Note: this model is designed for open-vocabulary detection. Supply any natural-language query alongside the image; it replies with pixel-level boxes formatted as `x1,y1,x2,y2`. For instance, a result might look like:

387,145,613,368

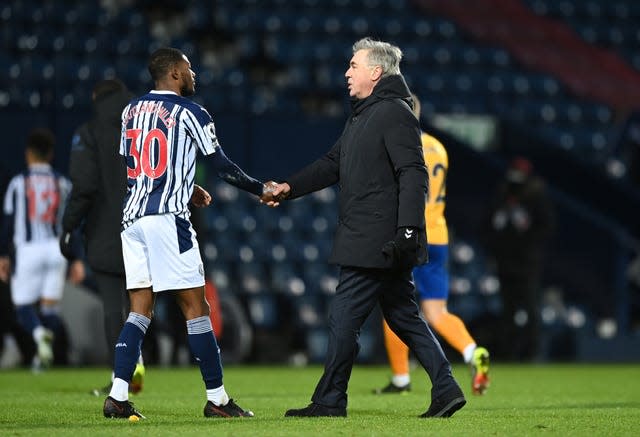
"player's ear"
170,64,181,80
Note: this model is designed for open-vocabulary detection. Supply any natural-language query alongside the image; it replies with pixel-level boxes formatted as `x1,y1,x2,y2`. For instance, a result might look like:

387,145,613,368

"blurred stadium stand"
1,0,639,363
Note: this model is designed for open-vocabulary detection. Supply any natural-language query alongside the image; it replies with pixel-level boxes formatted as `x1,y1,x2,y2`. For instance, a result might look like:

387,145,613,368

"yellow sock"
383,320,410,376
430,312,475,356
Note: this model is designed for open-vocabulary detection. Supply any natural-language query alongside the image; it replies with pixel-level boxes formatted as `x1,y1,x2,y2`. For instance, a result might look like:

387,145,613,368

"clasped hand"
260,181,291,207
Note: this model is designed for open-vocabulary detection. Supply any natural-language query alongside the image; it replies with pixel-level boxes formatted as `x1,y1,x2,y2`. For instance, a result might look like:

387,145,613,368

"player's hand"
382,226,420,271
260,181,290,207
59,231,75,260
0,256,10,283
191,184,212,207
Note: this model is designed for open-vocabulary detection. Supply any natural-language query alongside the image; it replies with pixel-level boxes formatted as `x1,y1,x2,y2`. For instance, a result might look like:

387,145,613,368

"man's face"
345,49,376,99
178,55,196,96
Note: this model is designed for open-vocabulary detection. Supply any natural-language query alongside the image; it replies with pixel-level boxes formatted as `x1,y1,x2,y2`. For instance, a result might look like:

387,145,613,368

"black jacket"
287,75,428,269
62,88,132,274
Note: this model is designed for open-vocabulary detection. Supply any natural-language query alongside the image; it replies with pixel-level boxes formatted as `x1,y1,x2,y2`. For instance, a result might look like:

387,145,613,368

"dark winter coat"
287,74,428,269
62,88,132,274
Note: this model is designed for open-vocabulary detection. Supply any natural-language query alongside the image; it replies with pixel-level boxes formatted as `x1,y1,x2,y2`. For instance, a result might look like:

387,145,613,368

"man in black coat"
59,79,146,393
268,38,465,418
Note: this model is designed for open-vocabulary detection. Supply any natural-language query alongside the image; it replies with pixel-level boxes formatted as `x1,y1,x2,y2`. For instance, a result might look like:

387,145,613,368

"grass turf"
0,363,638,436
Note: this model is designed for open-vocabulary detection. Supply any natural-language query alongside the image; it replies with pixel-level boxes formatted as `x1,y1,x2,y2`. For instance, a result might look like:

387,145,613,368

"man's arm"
383,107,428,228
283,139,341,200
62,129,99,232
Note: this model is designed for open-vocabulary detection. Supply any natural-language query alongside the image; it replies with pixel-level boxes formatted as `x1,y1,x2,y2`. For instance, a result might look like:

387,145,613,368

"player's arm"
208,147,265,196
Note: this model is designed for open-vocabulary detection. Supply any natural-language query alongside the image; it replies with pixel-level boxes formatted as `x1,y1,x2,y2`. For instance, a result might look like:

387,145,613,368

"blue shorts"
413,244,449,300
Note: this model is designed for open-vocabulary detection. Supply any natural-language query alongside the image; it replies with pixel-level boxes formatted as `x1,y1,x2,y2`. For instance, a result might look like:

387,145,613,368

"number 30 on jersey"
125,128,168,179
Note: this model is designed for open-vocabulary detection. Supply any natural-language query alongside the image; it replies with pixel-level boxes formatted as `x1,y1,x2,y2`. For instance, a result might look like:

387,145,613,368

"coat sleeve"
286,138,341,199
62,126,99,232
382,103,428,229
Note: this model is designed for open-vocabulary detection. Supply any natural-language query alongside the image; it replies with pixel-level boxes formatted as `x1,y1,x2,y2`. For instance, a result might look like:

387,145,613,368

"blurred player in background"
102,47,277,420
374,94,490,396
0,128,80,370
0,162,35,367
59,78,146,395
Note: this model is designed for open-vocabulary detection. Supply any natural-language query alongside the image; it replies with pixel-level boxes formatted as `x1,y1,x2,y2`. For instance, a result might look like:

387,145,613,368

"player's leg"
173,285,252,417
11,243,52,369
422,299,475,360
104,220,152,419
91,271,145,396
40,240,68,364
422,299,490,395
149,214,252,418
417,243,489,394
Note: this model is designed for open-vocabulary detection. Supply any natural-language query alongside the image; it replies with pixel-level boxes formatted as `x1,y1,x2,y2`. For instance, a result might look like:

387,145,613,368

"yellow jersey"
422,132,448,245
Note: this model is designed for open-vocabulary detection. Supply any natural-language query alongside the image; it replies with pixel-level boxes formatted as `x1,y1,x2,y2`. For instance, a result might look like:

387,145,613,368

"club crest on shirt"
205,122,218,144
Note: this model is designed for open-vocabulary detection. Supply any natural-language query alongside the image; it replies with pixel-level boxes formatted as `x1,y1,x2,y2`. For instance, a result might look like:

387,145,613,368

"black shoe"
284,403,347,417
420,387,466,418
373,381,411,394
103,396,146,419
204,399,254,418
90,382,112,397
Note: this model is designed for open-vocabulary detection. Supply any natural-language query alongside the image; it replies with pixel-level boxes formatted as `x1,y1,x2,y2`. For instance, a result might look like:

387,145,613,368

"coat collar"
350,74,413,116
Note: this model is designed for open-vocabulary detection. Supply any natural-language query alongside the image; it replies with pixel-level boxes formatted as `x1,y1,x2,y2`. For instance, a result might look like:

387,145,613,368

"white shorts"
11,239,67,306
121,214,205,292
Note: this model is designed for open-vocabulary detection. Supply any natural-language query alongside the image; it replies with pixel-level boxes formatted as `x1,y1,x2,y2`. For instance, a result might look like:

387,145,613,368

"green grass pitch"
0,364,638,436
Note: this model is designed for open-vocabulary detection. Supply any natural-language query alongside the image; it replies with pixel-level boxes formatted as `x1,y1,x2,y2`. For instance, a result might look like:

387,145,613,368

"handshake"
259,181,291,207
190,182,290,209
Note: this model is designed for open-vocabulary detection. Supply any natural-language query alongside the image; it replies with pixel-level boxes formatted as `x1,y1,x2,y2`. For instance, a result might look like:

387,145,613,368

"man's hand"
191,184,212,207
59,231,75,260
0,256,10,283
68,259,86,285
260,181,291,207
382,227,420,271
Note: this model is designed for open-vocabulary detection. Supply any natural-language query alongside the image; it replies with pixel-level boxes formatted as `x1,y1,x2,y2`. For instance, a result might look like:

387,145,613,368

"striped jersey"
119,90,218,227
422,132,449,245
2,163,71,248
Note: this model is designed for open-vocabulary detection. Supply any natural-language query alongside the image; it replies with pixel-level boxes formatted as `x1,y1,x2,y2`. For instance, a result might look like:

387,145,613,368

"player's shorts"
412,243,449,300
11,238,67,306
121,214,205,292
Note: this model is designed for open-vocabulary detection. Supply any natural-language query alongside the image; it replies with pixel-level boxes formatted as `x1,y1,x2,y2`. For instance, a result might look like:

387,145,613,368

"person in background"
0,162,34,367
267,38,466,419
0,128,80,370
102,47,277,420
374,94,490,396
486,157,554,361
59,78,146,395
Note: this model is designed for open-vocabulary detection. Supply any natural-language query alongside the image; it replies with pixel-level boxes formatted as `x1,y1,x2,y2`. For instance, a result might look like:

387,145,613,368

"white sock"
33,325,48,343
109,378,129,402
391,374,410,387
463,343,477,364
207,385,229,406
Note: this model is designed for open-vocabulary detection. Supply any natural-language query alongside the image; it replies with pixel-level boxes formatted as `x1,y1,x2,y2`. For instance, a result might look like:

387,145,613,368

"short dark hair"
92,78,127,100
148,47,185,82
26,128,55,160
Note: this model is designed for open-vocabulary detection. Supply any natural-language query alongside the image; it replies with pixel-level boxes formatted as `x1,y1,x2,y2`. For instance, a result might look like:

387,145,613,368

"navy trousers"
311,266,458,409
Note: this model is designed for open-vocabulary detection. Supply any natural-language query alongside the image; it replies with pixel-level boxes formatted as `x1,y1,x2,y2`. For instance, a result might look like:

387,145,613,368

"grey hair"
352,37,402,77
